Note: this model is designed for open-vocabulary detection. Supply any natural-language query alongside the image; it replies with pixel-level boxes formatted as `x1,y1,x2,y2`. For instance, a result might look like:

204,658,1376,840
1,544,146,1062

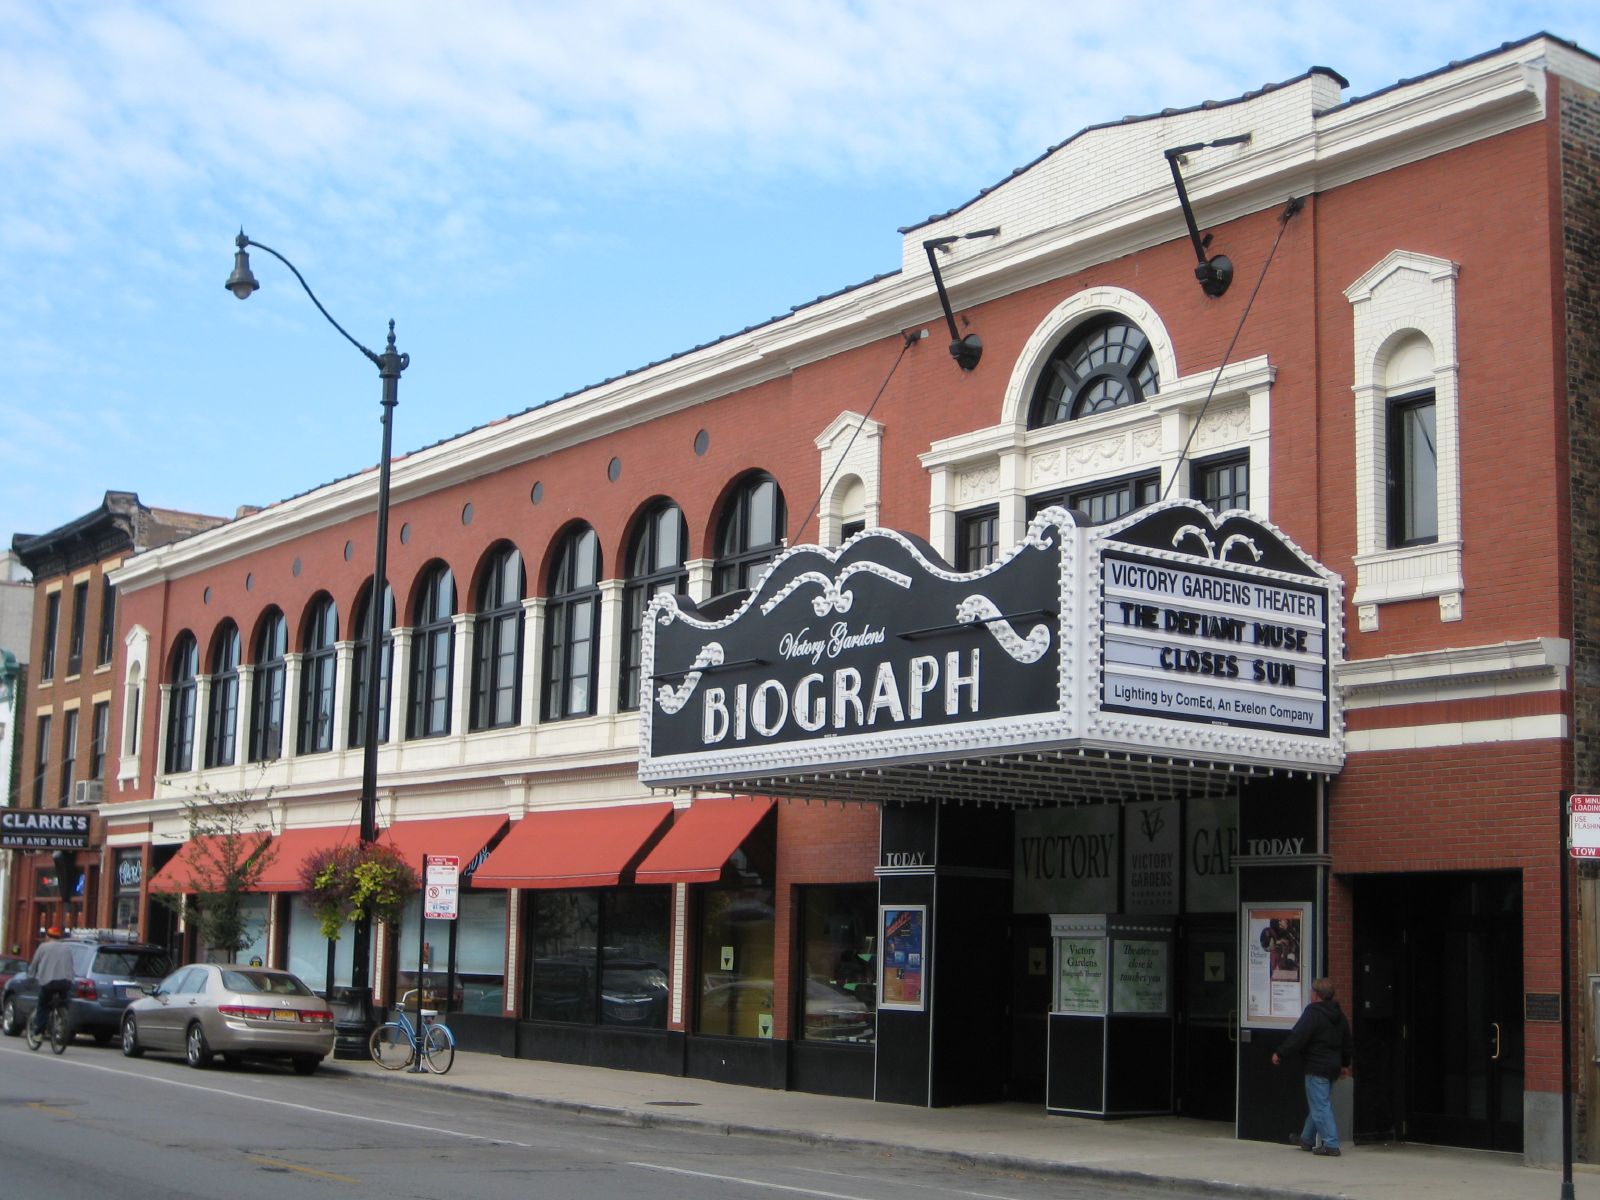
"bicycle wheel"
49,1007,69,1055
25,1008,42,1052
369,1022,413,1070
421,1023,454,1075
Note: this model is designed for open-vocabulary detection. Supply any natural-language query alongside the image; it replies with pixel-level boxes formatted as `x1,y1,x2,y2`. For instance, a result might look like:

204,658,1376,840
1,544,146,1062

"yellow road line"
26,1102,75,1118
244,1154,359,1183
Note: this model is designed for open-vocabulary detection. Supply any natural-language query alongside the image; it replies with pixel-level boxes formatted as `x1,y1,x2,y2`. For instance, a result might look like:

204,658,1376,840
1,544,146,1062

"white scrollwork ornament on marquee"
655,642,725,714
1172,524,1262,564
760,562,913,617
955,596,1052,664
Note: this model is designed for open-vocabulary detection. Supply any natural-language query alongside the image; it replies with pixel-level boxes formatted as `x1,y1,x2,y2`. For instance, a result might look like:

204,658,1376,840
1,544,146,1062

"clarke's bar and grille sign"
1,807,92,849
638,502,1343,793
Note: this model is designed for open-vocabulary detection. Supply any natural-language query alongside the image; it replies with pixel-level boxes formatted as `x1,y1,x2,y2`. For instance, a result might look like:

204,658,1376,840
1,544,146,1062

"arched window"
349,581,395,748
471,546,525,731
164,634,198,774
713,473,786,595
297,597,338,754
249,610,288,762
621,502,688,710
543,526,601,721
204,622,241,768
1028,316,1159,428
408,565,455,738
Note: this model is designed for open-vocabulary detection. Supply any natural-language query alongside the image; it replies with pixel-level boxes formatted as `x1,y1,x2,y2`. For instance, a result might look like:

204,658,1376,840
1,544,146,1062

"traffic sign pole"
1561,792,1575,1200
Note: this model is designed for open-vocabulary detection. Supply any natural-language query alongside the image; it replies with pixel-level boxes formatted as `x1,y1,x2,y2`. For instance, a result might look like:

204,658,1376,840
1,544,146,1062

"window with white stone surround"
921,286,1272,561
814,411,882,546
1344,251,1462,631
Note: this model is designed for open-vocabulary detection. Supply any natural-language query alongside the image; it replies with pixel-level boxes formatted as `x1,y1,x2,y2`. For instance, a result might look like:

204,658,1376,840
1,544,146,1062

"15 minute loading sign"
1569,794,1600,858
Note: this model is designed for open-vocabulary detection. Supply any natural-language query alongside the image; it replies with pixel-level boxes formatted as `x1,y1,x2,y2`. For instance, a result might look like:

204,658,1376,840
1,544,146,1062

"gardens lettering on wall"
639,501,1342,792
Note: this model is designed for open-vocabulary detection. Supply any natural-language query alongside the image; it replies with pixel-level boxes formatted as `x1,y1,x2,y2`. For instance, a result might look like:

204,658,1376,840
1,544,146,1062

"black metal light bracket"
922,227,1000,370
1163,136,1251,298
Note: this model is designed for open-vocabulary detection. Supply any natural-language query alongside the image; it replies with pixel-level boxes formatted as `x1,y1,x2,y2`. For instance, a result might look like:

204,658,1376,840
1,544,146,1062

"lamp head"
226,231,260,300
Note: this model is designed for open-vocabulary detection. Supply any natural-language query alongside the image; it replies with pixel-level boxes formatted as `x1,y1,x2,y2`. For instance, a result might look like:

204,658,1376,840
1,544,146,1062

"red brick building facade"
87,36,1600,1163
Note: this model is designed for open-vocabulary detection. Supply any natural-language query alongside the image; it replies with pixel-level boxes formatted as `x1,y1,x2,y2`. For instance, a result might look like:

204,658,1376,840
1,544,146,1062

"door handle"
1490,1021,1501,1061
1228,1007,1238,1044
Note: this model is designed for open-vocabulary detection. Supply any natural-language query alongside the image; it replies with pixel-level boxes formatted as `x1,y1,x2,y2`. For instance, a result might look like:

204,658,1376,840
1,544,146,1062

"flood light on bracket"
1163,135,1252,297
922,227,1000,370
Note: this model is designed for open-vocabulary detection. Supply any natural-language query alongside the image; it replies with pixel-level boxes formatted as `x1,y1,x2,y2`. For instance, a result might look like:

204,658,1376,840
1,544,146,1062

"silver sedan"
120,963,335,1074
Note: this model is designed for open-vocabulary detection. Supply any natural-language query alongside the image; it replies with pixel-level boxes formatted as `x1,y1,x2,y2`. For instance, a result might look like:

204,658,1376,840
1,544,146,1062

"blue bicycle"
369,990,454,1074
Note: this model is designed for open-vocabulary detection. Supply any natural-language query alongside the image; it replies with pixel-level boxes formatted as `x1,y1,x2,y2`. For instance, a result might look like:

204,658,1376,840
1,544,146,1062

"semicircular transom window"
1029,317,1159,427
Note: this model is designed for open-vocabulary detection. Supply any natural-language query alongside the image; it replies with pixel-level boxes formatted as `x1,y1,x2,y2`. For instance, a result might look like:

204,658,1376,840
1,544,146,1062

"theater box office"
641,501,1342,1122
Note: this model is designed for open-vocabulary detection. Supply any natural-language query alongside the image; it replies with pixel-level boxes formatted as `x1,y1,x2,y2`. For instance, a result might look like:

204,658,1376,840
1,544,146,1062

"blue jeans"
1300,1073,1340,1150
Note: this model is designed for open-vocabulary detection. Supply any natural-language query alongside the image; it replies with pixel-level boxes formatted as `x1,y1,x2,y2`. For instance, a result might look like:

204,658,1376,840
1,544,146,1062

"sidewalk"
328,1049,1600,1199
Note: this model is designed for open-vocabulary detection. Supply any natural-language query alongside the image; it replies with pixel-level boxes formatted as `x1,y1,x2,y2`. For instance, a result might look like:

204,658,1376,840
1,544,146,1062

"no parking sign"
424,854,460,919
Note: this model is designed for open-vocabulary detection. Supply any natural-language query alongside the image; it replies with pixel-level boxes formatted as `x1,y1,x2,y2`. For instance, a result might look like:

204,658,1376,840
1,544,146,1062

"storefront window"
799,885,877,1045
696,887,775,1038
234,894,269,966
286,903,355,993
113,850,143,932
525,888,670,1028
395,890,508,1015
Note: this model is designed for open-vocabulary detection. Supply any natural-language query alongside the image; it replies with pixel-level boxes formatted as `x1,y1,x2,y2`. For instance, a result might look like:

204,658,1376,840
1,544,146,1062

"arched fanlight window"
621,502,688,710
297,596,338,754
543,525,601,721
164,633,199,774
249,610,288,762
349,581,395,748
204,622,241,768
471,546,525,731
713,473,785,595
1028,316,1160,428
408,565,456,738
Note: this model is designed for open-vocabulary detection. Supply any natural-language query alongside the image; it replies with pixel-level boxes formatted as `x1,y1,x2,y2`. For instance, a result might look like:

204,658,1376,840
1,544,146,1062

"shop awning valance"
470,803,673,889
634,797,774,885
149,832,270,894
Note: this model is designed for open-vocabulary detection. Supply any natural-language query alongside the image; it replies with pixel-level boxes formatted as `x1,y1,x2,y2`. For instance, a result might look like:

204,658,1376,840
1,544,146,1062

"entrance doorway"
1178,913,1237,1120
1352,872,1523,1152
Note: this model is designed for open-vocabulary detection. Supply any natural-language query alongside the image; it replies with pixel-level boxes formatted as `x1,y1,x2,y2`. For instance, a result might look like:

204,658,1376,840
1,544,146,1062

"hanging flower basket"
299,842,419,941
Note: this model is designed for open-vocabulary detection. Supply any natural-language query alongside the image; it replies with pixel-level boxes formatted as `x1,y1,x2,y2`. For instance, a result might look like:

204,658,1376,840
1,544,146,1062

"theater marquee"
638,501,1342,793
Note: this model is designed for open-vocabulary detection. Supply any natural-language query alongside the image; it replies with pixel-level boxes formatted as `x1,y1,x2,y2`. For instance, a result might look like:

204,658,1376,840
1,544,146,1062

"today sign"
1570,795,1600,858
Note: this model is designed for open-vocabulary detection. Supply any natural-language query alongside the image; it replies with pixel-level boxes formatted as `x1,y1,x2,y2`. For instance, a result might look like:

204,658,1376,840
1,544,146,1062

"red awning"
470,803,673,889
253,825,358,893
633,797,774,885
148,833,271,894
374,814,508,873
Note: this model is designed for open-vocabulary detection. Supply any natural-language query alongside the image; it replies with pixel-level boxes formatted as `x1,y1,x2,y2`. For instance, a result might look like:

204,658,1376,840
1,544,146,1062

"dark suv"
1,931,172,1045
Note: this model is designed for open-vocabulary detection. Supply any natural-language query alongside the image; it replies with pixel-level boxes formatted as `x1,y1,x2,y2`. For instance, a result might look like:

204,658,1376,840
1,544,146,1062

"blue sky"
3,2,1597,546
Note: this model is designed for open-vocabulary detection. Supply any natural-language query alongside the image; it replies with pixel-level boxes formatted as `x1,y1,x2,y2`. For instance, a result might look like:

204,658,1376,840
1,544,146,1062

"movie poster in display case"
1243,902,1311,1027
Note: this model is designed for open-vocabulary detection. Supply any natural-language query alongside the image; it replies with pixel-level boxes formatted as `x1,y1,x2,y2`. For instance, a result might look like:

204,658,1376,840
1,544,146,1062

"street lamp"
226,230,406,1057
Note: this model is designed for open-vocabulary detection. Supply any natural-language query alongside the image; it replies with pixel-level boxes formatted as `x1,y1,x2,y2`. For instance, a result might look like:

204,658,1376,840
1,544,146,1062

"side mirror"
143,984,160,996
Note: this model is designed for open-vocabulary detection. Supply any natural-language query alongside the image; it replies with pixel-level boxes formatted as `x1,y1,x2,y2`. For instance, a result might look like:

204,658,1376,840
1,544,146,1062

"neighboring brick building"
4,493,222,956
105,35,1598,1165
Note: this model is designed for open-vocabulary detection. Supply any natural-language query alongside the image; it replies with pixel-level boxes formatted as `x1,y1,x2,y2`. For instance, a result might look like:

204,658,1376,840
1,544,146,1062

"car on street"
120,963,335,1074
1,931,172,1045
0,954,26,992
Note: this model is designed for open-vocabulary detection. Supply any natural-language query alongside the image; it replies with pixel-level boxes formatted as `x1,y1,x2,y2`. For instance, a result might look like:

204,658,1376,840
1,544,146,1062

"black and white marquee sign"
638,502,1342,790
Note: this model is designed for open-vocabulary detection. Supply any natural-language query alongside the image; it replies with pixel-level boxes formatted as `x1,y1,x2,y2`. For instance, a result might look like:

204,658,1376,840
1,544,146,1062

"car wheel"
1,996,20,1037
121,1016,144,1058
185,1022,213,1068
291,1055,320,1076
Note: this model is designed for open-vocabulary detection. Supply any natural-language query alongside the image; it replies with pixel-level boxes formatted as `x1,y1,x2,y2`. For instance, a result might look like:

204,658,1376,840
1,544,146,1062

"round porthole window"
400,523,412,545
462,502,474,526
608,457,622,482
694,429,710,456
530,482,544,505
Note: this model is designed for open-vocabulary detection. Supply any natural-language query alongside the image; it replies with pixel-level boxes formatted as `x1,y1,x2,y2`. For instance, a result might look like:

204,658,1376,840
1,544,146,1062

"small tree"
151,782,277,960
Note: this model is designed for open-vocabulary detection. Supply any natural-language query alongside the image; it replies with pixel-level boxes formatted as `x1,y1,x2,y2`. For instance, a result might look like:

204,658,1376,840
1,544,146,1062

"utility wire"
1162,196,1304,500
793,331,920,544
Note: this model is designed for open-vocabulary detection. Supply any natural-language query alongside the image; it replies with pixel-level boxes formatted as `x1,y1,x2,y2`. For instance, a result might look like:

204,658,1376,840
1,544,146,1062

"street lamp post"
226,231,406,1056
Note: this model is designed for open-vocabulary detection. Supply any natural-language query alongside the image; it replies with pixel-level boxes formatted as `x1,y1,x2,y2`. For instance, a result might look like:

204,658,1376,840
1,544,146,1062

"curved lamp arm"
226,230,381,367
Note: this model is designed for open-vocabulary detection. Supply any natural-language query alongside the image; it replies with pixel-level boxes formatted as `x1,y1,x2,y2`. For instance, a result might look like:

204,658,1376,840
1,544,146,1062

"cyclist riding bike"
28,928,76,1043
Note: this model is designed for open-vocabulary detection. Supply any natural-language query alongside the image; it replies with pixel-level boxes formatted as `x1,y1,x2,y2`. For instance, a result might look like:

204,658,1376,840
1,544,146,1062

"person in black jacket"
1272,977,1352,1156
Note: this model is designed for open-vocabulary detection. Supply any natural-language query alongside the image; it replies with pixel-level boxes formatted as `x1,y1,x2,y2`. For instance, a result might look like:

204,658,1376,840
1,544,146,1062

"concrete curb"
328,1062,1347,1200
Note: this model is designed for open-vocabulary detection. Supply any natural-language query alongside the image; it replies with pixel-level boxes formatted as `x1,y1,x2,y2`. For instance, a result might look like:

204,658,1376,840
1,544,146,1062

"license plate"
122,986,142,999
272,1010,298,1023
